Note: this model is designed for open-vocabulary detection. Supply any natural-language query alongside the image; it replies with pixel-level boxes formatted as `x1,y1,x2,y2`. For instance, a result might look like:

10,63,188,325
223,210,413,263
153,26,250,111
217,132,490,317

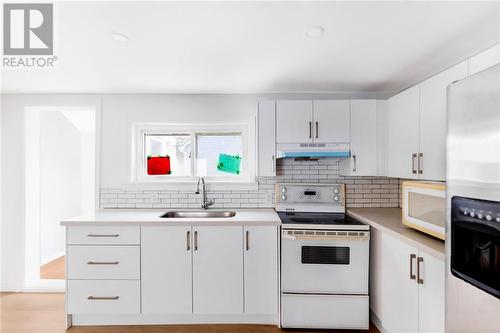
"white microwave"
402,181,446,240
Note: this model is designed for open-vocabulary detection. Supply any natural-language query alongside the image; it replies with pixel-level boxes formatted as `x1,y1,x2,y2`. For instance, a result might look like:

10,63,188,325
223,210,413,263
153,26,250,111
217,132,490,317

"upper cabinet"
468,43,500,76
312,100,350,143
257,101,276,177
387,61,467,180
388,85,421,179
340,100,378,176
276,100,313,143
276,100,350,144
419,61,468,180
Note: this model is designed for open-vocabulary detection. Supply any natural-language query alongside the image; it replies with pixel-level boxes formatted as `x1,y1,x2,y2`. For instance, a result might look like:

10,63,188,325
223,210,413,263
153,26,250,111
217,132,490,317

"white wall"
39,112,82,265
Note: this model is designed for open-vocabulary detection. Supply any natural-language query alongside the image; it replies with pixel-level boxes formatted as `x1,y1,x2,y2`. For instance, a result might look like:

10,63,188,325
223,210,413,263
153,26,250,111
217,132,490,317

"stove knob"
485,215,492,221
477,213,483,219
470,211,475,218
496,216,500,223
281,194,287,201
281,187,287,193
463,209,469,216
334,196,339,202
334,188,339,194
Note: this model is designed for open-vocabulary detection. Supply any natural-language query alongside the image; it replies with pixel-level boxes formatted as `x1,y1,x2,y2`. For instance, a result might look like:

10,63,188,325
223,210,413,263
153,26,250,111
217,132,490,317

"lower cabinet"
141,225,279,316
192,226,244,314
370,228,444,333
141,226,193,314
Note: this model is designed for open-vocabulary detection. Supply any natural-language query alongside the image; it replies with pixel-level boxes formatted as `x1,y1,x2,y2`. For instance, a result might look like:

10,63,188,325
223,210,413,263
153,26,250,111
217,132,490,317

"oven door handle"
282,234,369,241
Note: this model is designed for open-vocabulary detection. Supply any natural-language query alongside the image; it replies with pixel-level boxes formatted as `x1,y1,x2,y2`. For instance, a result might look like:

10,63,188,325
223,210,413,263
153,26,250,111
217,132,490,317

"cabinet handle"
418,153,423,174
352,154,357,172
246,230,249,251
271,155,275,172
87,296,119,300
411,153,417,174
194,231,198,251
87,234,119,238
186,230,190,251
309,121,312,138
87,261,119,265
417,257,424,284
409,254,416,280
315,121,319,139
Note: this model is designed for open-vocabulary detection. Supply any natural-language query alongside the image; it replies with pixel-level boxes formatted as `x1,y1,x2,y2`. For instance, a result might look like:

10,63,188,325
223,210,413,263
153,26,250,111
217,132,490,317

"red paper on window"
147,156,171,175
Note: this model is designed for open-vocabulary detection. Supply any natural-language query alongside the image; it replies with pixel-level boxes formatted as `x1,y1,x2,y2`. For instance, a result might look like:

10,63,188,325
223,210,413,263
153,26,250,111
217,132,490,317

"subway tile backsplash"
100,158,400,209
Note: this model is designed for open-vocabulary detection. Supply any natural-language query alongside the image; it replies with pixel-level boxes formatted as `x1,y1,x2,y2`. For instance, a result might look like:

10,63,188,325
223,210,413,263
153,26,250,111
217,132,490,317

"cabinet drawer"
67,246,140,280
67,280,140,314
282,294,369,329
67,226,140,245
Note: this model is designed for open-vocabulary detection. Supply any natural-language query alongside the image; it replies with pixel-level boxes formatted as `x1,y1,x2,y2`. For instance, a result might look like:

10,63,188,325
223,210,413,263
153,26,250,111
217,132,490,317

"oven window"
301,246,350,265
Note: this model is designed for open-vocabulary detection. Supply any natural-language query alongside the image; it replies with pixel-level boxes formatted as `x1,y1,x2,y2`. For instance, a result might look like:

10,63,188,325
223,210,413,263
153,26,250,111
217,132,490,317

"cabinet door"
388,85,420,179
244,226,278,315
193,226,243,314
420,61,467,180
340,100,377,176
468,43,500,76
257,101,276,176
418,252,445,333
276,100,313,143
313,100,350,143
141,226,192,314
379,232,419,333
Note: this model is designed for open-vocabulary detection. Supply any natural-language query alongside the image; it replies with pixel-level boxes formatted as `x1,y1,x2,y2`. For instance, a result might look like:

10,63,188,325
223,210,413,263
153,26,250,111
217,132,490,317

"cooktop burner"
278,212,366,226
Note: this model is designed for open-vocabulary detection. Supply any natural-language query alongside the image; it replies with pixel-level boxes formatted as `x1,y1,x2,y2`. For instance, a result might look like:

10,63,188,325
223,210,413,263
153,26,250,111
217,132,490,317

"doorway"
25,107,97,290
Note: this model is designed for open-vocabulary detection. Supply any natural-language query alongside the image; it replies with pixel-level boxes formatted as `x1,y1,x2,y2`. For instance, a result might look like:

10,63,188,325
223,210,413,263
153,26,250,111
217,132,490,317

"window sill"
123,180,259,192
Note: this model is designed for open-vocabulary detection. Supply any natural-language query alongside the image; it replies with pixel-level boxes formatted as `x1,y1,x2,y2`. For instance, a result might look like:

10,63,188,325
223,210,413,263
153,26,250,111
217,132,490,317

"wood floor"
0,292,380,333
40,256,65,280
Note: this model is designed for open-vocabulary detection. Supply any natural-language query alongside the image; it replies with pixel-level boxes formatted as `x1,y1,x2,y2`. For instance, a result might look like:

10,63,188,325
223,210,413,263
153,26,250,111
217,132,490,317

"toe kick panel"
281,294,369,329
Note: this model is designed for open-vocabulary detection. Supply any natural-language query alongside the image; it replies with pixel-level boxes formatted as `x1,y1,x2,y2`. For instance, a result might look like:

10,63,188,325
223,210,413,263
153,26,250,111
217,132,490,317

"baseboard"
370,309,387,333
71,314,279,326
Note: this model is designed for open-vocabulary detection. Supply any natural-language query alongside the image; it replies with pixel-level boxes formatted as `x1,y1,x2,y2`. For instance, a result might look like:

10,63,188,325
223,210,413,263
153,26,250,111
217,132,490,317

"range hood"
276,143,350,159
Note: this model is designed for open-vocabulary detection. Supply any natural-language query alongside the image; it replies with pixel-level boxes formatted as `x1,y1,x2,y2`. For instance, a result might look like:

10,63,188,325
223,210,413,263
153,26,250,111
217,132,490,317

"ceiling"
2,1,499,94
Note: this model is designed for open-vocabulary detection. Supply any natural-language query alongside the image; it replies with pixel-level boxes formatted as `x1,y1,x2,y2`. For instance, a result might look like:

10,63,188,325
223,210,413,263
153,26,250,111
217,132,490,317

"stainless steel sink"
160,211,236,218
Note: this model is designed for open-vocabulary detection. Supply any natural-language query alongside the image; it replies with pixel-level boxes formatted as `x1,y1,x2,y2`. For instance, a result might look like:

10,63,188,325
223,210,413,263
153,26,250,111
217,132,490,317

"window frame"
132,123,250,184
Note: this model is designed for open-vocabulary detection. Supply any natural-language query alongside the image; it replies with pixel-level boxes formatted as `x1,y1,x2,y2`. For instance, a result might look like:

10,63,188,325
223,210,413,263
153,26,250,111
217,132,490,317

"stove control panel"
275,183,345,212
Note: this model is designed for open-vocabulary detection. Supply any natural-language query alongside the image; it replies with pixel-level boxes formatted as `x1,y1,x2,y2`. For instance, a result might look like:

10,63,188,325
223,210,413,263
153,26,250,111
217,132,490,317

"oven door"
281,229,369,294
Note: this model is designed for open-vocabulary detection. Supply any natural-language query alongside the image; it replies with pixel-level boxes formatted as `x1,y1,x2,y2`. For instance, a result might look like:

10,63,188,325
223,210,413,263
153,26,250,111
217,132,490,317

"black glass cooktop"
278,212,365,225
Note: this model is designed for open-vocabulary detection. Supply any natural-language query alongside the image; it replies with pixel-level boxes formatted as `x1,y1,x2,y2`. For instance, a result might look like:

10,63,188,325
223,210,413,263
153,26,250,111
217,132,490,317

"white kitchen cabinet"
340,100,377,176
141,226,193,314
418,252,445,333
468,43,500,76
419,61,467,180
312,100,350,143
243,226,278,315
370,230,445,333
257,101,276,176
276,100,313,143
388,85,420,179
377,231,419,333
193,226,244,314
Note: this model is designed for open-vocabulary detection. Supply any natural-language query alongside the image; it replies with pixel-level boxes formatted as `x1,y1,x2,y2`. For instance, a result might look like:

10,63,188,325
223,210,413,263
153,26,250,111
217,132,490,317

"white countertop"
347,207,445,261
61,208,281,227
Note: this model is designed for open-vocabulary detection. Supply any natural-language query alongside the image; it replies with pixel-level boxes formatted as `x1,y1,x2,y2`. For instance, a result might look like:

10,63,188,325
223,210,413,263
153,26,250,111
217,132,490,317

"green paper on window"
217,154,241,174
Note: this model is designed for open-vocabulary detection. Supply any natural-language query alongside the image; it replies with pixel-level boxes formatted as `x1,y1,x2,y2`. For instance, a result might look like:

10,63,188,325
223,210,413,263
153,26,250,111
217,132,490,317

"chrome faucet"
196,177,213,210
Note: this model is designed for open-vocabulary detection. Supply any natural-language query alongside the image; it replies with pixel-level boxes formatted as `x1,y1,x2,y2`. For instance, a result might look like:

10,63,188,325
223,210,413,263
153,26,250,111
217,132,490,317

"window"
134,124,248,183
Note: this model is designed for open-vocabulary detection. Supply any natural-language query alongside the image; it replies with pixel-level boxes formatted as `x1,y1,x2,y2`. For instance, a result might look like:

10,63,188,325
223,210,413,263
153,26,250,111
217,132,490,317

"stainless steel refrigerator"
446,64,500,332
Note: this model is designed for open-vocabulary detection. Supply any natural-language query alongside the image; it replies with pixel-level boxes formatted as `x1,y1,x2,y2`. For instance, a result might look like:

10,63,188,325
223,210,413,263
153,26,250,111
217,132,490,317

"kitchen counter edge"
60,208,281,227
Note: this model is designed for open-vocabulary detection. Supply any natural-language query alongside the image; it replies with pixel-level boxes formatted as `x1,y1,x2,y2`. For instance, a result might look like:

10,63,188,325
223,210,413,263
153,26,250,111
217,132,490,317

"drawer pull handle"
409,254,416,280
87,296,119,300
86,234,119,238
87,261,119,265
417,256,424,284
